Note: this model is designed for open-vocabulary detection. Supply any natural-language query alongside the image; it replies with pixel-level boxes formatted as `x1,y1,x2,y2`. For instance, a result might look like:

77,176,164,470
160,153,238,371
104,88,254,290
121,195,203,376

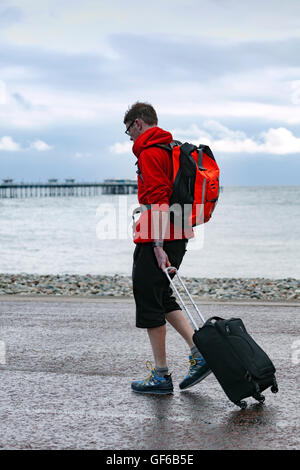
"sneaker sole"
131,388,174,395
179,369,213,391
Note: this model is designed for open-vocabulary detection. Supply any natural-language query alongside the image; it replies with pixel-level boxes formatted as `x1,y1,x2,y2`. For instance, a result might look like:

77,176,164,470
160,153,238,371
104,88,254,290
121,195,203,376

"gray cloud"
0,6,23,26
2,31,300,94
0,44,113,88
12,92,32,110
110,33,300,81
1,1,299,184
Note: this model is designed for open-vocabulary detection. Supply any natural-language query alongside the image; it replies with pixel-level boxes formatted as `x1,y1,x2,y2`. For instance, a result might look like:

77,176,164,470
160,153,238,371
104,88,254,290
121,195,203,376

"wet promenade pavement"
0,296,299,450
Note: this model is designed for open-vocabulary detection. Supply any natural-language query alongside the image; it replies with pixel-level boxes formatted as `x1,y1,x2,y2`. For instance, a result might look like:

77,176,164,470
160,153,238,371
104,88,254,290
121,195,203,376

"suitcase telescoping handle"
164,267,206,330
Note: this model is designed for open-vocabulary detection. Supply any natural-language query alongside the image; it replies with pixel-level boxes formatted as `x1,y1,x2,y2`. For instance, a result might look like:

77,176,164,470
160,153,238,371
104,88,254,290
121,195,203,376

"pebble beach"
0,273,299,301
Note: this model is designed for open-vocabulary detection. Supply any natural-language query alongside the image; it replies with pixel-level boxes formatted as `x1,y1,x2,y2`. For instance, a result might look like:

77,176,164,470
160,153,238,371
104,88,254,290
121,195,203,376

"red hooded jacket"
132,126,194,243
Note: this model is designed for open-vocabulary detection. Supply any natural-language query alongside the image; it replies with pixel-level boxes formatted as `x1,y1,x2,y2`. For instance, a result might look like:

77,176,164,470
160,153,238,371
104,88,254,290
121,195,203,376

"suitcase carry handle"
164,267,206,329
205,316,224,325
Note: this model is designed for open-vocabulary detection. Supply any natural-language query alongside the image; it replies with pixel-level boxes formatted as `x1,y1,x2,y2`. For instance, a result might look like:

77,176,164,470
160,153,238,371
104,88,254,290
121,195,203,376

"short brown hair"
123,101,158,125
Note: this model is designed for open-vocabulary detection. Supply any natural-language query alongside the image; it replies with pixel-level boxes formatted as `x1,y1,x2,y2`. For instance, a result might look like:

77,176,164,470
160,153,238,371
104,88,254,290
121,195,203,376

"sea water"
0,186,299,278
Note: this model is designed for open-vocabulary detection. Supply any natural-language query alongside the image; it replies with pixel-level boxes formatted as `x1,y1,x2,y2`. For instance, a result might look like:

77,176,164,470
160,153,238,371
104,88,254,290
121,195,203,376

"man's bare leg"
147,311,198,366
166,309,212,389
165,309,195,348
147,324,167,368
131,323,173,394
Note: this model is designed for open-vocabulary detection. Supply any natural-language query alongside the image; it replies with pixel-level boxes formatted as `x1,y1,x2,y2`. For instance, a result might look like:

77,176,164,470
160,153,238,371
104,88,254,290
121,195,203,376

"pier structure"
0,179,138,198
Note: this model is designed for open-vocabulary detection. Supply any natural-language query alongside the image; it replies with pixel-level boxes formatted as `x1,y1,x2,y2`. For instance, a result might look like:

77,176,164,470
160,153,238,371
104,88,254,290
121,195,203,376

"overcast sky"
1,0,300,185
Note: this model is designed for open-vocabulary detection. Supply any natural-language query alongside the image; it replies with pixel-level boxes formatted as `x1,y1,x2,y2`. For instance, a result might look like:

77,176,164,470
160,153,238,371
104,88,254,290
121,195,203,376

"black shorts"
132,239,188,328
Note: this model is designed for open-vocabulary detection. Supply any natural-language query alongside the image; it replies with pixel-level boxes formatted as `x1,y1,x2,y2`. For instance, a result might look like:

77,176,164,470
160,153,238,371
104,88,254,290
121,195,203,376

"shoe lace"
188,357,197,375
141,360,155,384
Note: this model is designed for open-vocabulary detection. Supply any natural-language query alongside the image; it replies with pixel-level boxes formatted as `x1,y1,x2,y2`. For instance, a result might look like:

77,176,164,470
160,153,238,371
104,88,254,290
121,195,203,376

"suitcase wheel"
253,392,265,404
236,400,247,409
257,394,265,404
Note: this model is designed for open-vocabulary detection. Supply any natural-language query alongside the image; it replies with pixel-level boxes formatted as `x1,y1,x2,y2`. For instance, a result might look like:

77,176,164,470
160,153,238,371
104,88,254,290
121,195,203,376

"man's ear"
135,118,143,131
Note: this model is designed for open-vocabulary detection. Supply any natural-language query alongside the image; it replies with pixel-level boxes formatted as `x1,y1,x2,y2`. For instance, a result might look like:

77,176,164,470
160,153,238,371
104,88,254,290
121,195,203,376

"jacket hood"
132,126,173,158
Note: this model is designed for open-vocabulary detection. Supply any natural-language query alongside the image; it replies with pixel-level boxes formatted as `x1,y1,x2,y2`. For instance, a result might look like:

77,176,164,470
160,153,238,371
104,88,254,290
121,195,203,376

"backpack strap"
198,144,215,161
197,148,207,171
150,140,182,152
135,160,143,182
135,140,182,183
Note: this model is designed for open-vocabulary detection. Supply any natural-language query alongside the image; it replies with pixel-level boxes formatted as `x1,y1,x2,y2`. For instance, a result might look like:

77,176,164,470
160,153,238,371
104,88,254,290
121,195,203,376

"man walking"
124,102,211,394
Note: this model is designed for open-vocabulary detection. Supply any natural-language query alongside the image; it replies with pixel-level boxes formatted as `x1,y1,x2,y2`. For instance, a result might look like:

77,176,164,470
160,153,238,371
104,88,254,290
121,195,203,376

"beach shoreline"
0,273,299,301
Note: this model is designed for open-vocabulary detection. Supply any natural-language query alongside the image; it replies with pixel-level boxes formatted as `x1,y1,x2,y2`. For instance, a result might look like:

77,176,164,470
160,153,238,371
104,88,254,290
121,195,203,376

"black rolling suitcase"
164,267,279,409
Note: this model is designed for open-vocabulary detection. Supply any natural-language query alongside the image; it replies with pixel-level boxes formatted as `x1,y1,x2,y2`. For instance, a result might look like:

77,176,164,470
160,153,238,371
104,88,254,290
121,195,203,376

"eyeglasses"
125,120,136,135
